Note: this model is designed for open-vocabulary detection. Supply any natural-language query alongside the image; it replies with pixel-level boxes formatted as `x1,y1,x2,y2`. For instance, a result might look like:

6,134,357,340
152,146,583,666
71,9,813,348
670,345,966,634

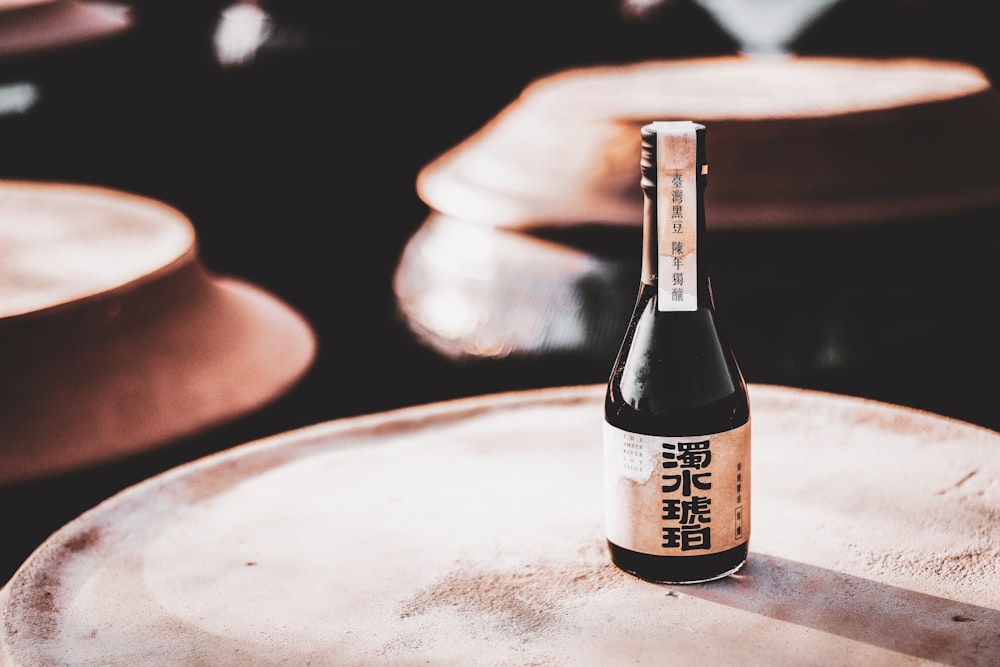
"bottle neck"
639,122,711,311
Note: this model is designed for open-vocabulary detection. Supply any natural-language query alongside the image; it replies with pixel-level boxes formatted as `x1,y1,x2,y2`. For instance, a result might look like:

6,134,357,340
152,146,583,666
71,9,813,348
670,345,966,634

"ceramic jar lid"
417,55,1000,230
0,180,317,485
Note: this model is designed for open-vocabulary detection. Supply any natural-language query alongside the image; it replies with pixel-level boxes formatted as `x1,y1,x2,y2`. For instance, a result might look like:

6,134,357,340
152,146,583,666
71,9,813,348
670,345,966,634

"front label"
603,421,750,556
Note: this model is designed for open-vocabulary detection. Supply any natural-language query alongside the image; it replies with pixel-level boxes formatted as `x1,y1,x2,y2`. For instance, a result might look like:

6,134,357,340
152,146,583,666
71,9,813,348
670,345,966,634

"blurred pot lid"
417,54,1000,230
0,0,131,58
0,180,317,485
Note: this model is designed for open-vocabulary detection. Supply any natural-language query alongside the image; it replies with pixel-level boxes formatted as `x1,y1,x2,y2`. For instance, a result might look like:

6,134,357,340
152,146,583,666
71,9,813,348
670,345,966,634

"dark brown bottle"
604,121,750,584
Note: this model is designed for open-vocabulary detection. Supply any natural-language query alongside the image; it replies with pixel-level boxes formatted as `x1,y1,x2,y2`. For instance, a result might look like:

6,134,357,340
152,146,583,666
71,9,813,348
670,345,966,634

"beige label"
653,121,702,312
604,420,750,556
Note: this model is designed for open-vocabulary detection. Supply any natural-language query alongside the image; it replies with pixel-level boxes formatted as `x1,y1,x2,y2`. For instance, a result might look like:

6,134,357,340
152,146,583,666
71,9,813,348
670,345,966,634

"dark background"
2,0,999,580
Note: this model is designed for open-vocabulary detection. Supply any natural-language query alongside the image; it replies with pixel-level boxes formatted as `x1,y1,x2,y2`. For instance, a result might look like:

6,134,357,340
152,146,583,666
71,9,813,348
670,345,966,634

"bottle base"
607,540,748,584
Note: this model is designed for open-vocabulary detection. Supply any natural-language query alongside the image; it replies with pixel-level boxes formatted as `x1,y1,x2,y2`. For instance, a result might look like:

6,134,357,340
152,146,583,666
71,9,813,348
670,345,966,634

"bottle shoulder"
605,387,749,436
605,287,749,435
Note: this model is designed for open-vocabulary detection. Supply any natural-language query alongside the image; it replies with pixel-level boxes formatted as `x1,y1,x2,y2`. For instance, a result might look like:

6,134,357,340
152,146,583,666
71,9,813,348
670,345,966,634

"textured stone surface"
2,384,998,665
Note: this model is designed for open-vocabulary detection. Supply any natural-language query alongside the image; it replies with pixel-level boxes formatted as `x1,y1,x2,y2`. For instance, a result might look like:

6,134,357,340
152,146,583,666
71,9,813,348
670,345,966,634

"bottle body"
603,121,750,584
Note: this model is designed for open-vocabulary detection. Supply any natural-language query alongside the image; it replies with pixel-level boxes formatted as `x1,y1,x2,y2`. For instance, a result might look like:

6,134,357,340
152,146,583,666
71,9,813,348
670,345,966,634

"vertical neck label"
655,122,699,312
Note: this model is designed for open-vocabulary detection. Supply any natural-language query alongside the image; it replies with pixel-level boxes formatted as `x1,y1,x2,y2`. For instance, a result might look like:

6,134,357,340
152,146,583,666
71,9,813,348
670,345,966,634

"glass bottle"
604,120,751,584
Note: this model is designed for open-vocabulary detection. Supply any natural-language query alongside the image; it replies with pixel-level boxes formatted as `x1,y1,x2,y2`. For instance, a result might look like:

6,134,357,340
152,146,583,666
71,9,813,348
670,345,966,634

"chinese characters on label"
669,174,687,305
735,462,744,540
661,439,713,550
656,126,697,312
